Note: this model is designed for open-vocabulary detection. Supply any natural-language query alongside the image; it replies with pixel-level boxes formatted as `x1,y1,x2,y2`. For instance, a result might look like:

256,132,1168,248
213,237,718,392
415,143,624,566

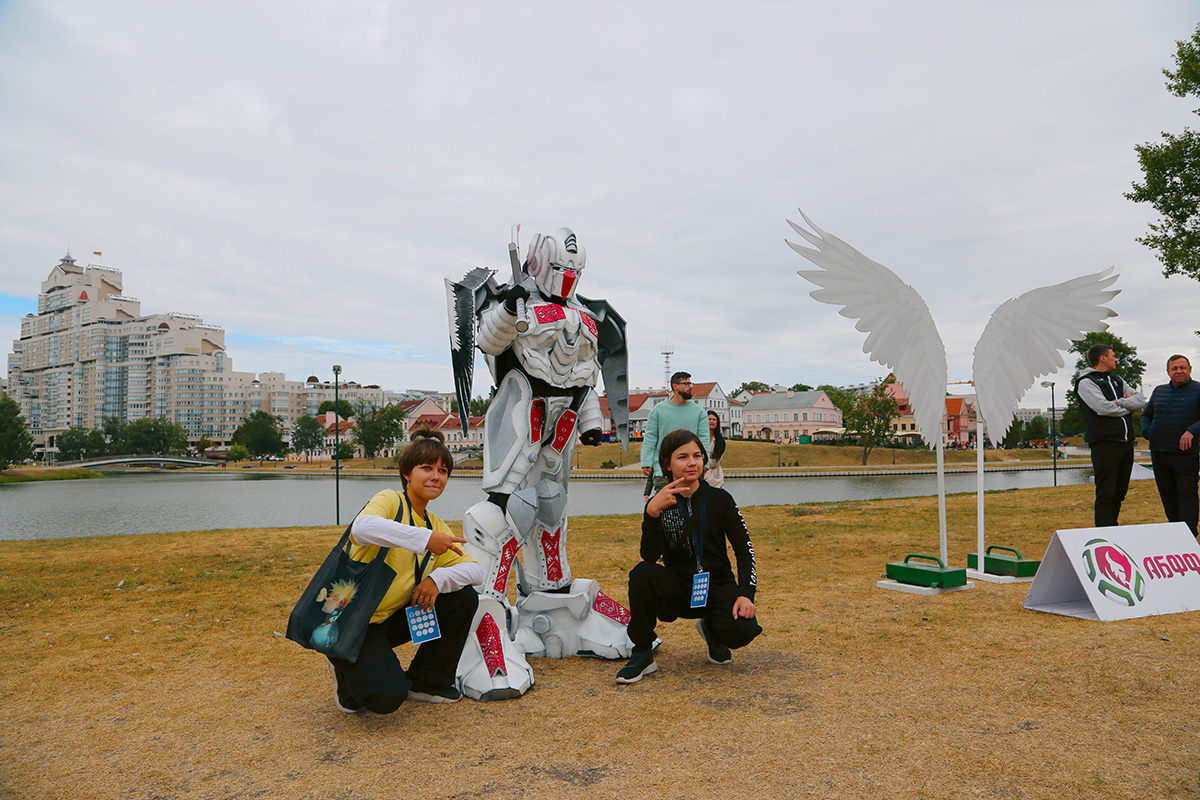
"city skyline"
3,3,1198,412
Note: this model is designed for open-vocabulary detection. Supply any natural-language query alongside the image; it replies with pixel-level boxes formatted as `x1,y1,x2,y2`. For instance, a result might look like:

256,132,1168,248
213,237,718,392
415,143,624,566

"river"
0,467,1094,541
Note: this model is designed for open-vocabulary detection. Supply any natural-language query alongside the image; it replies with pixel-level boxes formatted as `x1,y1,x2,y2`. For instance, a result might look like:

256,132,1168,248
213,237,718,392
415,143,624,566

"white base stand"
966,569,1034,584
876,579,976,595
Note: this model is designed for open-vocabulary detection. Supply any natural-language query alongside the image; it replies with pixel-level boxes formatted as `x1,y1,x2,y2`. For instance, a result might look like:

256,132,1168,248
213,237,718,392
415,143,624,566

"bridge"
57,454,222,469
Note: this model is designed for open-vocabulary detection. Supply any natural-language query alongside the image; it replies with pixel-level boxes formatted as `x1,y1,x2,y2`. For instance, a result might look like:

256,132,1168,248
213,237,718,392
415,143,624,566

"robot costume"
446,227,633,700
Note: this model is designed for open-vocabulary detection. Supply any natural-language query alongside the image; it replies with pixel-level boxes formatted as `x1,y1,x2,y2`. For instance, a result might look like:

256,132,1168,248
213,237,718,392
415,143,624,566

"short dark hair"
658,428,708,478
1167,354,1190,368
1087,344,1113,367
670,371,691,386
397,428,454,488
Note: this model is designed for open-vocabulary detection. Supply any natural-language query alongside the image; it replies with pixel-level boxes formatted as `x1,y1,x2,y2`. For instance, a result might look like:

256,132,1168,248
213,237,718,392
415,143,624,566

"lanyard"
676,493,707,573
404,490,435,584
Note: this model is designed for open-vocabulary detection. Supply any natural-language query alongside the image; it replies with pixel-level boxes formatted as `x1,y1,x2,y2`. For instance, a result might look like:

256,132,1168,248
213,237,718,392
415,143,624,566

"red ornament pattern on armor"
541,527,563,582
534,304,566,324
493,536,520,594
592,590,632,626
475,612,507,677
551,410,577,453
580,312,598,338
529,398,545,444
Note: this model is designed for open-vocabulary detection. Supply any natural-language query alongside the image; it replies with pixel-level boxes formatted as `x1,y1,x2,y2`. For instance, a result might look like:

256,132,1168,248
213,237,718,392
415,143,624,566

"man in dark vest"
1074,343,1146,528
1140,354,1200,537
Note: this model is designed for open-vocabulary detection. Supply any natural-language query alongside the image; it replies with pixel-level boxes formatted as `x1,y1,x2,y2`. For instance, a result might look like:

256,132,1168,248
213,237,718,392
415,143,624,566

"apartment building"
7,254,384,456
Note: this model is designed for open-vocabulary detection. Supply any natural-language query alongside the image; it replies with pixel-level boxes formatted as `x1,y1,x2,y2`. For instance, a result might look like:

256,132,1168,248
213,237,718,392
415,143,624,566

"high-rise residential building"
7,254,384,456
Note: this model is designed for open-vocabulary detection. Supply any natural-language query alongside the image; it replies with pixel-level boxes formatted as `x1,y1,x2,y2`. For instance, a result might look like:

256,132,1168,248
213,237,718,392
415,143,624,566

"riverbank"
0,466,101,484
2,481,1196,799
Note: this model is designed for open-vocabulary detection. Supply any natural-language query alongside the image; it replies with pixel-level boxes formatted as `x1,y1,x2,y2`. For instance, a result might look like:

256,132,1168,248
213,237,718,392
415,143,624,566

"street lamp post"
333,364,342,524
1040,380,1057,487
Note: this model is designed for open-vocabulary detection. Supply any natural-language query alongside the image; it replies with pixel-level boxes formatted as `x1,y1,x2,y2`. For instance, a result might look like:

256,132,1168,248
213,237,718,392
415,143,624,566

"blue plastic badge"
691,571,710,609
406,605,442,644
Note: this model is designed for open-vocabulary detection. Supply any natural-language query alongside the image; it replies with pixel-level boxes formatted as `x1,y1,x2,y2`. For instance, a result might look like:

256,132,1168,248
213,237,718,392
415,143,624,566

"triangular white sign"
1024,523,1200,621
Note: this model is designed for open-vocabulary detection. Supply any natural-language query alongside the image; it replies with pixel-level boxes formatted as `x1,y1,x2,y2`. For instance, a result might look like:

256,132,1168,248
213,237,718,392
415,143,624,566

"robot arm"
478,298,521,356
577,387,603,445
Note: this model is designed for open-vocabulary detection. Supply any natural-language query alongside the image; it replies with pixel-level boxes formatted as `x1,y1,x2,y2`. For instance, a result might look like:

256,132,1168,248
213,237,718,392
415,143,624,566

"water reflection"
0,468,1093,541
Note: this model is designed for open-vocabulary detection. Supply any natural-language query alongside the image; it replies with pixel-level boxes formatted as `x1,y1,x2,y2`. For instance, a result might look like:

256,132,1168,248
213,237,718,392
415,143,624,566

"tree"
333,441,355,462
789,382,813,392
733,381,771,397
112,417,189,455
0,394,35,471
85,429,107,458
351,401,406,459
1002,419,1023,449
56,426,92,461
233,411,287,461
1063,332,1147,435
291,415,326,462
195,435,214,456
817,384,856,415
1024,416,1049,442
1126,24,1200,280
318,399,354,420
450,396,492,417
227,443,250,463
842,376,901,465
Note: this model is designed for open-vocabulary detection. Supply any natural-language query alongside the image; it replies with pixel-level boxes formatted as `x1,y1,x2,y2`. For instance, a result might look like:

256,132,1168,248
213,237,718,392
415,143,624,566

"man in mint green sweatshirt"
641,371,710,499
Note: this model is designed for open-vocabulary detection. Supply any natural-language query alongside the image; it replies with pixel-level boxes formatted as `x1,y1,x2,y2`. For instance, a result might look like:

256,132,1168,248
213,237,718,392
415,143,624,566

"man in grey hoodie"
1073,343,1146,528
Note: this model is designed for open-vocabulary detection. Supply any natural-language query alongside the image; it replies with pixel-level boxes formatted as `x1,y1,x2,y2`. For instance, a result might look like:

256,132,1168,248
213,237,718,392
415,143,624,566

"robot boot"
515,578,634,660
456,596,535,701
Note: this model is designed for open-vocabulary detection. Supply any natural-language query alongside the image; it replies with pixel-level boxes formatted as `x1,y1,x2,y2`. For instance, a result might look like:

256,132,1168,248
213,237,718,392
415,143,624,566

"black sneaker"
696,619,732,665
408,683,463,704
615,649,658,684
329,663,362,713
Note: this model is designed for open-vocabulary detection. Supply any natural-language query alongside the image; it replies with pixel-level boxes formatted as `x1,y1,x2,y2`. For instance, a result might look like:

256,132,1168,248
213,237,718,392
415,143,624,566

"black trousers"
1090,440,1135,528
627,560,762,653
1150,449,1200,536
327,586,478,714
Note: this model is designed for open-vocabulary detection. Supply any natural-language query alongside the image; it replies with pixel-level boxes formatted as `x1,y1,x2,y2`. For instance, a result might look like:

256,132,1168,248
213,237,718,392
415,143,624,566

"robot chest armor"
514,303,599,385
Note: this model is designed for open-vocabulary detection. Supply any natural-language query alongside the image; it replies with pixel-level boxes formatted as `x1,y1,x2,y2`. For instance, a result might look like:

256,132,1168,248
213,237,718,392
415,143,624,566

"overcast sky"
2,1,1197,411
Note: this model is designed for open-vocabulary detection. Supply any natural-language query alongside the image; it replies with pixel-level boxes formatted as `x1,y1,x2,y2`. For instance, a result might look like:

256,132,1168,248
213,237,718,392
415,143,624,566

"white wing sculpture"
971,268,1119,440
786,211,947,448
786,209,1122,587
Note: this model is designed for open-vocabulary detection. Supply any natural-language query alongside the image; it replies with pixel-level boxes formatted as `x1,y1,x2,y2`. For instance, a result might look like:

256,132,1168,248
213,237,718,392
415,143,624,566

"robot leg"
514,488,633,660
457,500,535,700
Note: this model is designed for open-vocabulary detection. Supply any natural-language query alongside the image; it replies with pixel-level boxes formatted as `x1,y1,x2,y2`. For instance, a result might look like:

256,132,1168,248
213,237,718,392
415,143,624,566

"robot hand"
579,429,602,447
503,284,530,313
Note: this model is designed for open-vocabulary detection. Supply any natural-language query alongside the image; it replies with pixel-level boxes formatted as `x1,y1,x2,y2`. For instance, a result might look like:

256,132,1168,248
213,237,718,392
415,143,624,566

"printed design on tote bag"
309,579,358,653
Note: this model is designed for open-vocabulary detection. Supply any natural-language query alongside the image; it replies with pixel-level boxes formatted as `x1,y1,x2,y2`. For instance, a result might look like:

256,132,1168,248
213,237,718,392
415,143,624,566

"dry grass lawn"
2,480,1197,799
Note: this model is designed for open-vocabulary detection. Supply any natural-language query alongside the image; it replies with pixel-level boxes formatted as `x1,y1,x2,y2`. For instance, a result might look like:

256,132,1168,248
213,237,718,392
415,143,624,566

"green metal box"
885,553,967,588
966,545,1040,578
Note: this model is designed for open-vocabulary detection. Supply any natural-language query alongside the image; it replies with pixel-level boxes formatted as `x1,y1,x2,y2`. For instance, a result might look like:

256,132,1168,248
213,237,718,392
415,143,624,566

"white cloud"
3,0,1198,413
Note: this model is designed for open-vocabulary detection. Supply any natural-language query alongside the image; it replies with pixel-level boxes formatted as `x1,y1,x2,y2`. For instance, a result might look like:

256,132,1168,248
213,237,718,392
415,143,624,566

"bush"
227,444,250,463
601,459,616,469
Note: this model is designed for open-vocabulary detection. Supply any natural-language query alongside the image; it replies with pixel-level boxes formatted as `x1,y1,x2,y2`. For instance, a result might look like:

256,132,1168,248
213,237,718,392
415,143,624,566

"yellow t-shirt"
349,488,477,624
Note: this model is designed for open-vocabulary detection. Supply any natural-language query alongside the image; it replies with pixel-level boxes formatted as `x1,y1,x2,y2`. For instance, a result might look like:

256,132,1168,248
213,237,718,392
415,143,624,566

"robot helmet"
525,227,585,302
